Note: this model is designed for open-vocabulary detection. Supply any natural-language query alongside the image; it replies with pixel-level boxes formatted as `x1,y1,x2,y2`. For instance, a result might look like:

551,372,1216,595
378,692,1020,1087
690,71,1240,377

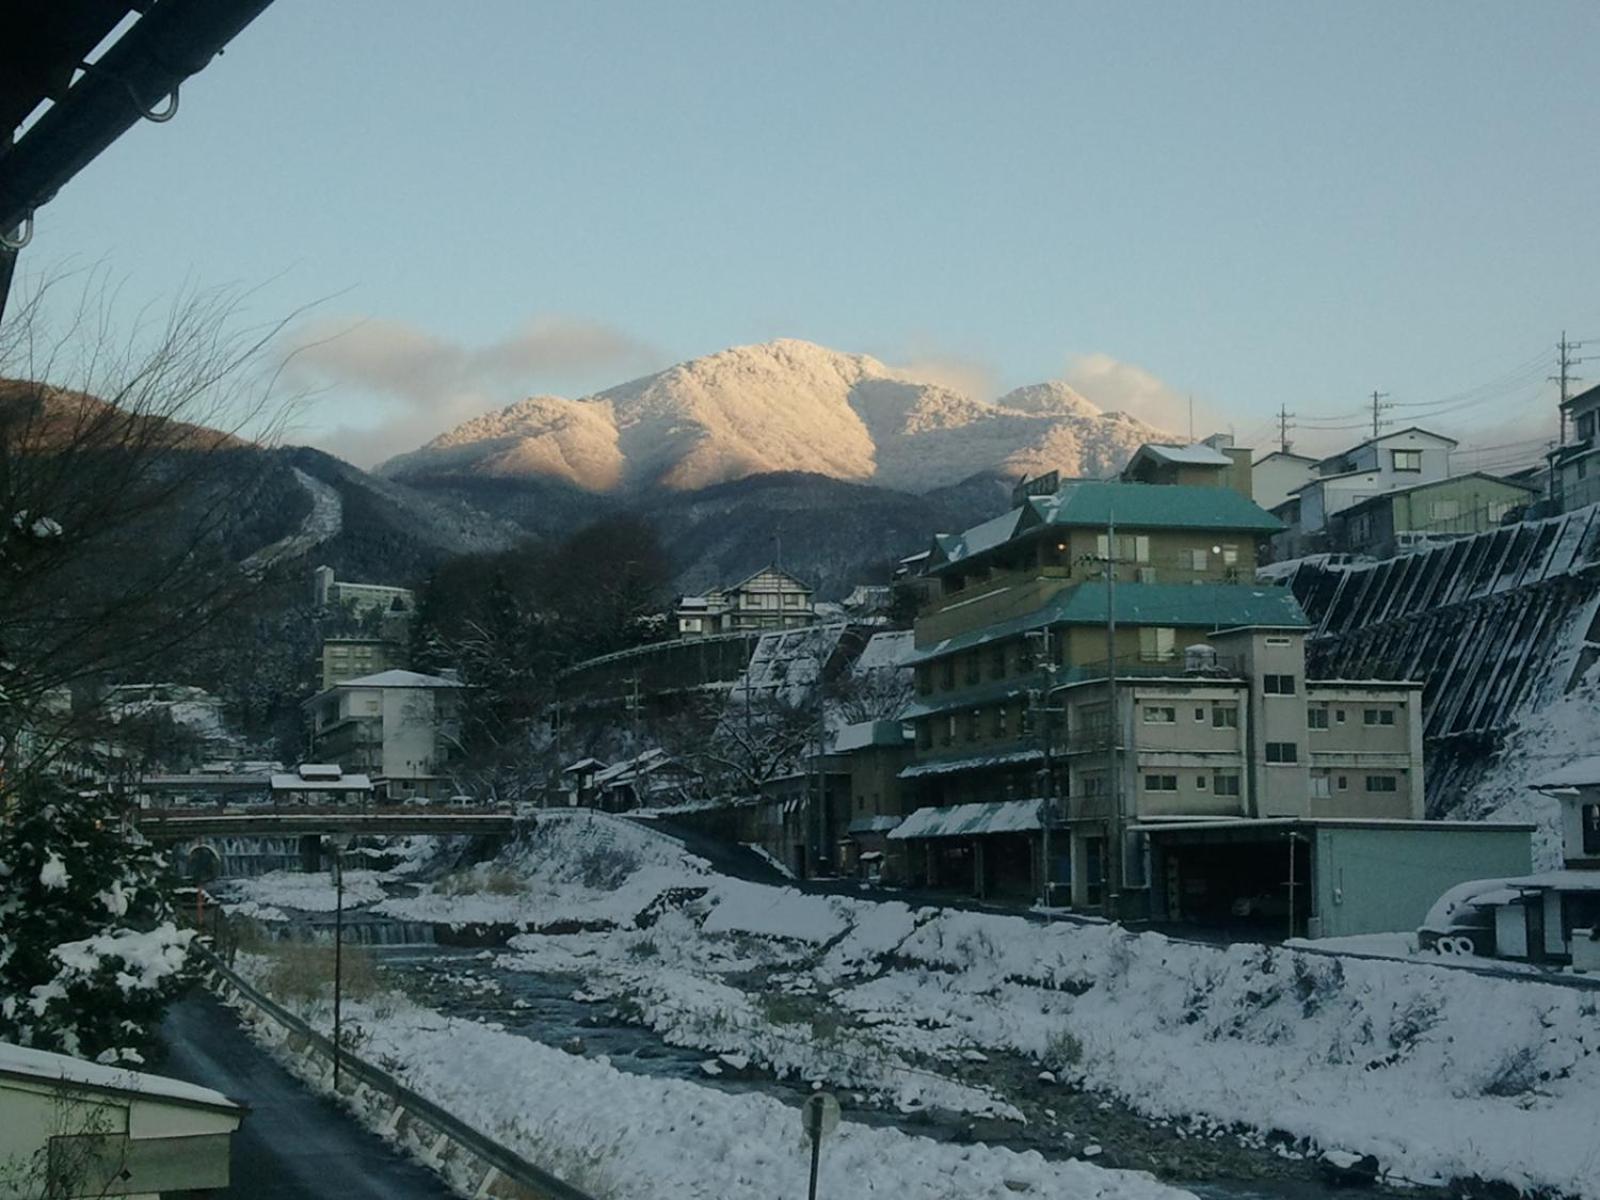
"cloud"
1059,352,1214,437
279,315,660,467
890,350,1000,400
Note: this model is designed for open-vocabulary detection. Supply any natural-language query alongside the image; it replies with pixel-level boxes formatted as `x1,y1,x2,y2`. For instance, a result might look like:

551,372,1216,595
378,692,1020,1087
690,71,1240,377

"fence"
200,947,597,1200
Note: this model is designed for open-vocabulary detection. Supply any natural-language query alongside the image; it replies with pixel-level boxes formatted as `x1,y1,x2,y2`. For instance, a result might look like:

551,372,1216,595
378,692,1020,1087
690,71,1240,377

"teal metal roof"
1031,481,1283,534
906,583,1309,664
902,678,1033,720
931,481,1281,573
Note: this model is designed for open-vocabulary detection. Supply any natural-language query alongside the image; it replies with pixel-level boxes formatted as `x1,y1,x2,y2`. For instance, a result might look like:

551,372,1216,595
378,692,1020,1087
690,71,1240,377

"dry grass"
261,940,385,1005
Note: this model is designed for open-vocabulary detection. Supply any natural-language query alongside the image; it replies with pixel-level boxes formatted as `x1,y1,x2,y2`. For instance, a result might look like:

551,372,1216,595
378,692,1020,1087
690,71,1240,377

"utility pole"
1551,331,1589,445
1103,505,1120,921
1277,405,1294,454
1369,391,1391,439
1028,627,1059,908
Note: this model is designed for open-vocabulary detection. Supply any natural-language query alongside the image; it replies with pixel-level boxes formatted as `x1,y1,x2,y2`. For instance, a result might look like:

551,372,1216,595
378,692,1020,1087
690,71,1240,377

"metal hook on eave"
127,80,179,123
0,213,34,251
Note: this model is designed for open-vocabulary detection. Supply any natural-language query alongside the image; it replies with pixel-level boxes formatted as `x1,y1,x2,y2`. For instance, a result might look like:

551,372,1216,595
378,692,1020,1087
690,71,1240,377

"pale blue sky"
20,1,1600,468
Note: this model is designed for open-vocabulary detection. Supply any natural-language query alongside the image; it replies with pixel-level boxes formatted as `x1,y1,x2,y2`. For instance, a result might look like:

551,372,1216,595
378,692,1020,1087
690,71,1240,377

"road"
158,992,457,1200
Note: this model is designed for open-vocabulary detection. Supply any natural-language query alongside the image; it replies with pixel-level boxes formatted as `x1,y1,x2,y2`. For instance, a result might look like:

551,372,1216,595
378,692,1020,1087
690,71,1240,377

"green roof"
933,481,1281,572
907,582,1309,664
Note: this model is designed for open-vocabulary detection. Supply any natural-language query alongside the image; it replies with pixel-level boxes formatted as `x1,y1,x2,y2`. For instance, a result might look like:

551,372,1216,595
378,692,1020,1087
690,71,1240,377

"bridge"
134,805,525,840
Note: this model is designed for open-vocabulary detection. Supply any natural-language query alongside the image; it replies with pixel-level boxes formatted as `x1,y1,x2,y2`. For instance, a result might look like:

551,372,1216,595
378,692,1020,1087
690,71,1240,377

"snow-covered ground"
353,812,1600,1199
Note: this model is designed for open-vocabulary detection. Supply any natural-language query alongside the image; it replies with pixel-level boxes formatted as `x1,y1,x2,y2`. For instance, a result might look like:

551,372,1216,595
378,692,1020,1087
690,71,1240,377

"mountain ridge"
379,339,1169,495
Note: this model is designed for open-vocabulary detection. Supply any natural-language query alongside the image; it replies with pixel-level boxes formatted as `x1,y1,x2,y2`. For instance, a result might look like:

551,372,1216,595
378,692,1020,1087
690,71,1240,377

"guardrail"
200,948,596,1200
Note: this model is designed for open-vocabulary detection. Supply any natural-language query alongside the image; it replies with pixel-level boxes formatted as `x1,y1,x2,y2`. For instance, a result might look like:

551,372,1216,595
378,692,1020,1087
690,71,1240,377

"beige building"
676,566,816,637
302,670,465,801
320,637,409,690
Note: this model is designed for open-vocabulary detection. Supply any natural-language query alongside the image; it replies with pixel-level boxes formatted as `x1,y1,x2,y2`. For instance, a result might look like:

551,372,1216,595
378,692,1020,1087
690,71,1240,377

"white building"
1275,427,1458,556
0,1042,244,1198
1547,382,1600,512
1422,759,1600,968
302,670,465,801
1250,449,1317,512
311,565,415,618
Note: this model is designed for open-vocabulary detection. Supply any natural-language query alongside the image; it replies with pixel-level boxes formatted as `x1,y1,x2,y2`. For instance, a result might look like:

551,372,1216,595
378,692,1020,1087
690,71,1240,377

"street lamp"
324,832,353,1089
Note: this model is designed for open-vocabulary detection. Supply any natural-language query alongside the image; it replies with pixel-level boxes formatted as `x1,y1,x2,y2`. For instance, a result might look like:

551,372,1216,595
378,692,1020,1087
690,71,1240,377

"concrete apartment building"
888,444,1465,932
320,636,409,689
676,566,816,636
312,565,416,617
1250,449,1317,512
302,669,465,800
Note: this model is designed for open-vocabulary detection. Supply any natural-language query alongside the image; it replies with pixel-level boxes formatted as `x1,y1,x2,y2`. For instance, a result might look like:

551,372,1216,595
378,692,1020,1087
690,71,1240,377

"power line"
1276,404,1295,454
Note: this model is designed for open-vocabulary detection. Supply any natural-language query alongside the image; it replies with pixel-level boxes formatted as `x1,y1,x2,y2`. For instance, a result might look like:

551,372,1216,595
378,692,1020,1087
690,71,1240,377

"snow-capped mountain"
379,340,1167,494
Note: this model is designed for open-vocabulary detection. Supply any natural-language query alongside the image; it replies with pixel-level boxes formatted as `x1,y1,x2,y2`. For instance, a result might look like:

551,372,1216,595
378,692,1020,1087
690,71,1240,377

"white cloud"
279,315,660,467
1060,352,1217,437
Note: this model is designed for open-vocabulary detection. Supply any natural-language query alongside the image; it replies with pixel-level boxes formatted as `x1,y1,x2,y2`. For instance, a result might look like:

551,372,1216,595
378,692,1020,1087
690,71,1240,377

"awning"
847,815,902,835
899,748,1043,780
889,798,1043,841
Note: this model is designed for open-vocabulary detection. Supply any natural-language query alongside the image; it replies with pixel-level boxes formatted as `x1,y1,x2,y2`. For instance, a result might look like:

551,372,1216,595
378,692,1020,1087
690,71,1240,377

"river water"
236,906,1404,1200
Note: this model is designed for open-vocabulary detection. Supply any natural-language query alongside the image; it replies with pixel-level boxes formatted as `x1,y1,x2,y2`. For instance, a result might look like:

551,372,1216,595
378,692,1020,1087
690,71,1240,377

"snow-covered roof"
335,669,465,689
1129,442,1234,468
899,747,1044,780
889,798,1043,840
594,748,673,787
563,757,606,774
0,1042,241,1113
1533,756,1600,790
298,763,342,780
270,772,373,791
851,629,915,674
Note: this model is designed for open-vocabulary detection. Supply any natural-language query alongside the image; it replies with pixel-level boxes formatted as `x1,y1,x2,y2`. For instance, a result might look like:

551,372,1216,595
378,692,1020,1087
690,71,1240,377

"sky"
15,1,1600,472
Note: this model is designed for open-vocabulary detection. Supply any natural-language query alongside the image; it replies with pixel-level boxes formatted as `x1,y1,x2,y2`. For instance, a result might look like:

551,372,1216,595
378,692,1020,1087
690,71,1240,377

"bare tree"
0,269,299,781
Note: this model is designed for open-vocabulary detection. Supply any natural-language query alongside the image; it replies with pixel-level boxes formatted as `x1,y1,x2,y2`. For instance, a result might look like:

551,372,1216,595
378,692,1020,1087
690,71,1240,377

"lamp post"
325,832,352,1089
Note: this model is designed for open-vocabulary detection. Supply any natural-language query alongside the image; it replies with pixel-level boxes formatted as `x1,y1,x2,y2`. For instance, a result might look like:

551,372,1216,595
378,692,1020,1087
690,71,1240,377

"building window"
1307,705,1329,730
1181,548,1208,570
917,722,932,750
1144,774,1178,792
1139,626,1176,661
1310,774,1331,798
1583,804,1600,855
1337,775,1349,791
1096,533,1150,563
1365,774,1398,792
1212,704,1239,728
1266,741,1298,764
1194,707,1206,722
1392,449,1423,472
1265,636,1292,646
1213,772,1241,796
965,654,981,685
1363,707,1396,726
941,659,955,689
1579,413,1597,443
1430,499,1461,522
991,644,1008,679
964,709,981,740
1142,705,1177,724
991,705,1009,739
1221,544,1239,566
1335,708,1347,724
943,715,955,746
916,665,932,695
1196,774,1209,789
1263,674,1297,695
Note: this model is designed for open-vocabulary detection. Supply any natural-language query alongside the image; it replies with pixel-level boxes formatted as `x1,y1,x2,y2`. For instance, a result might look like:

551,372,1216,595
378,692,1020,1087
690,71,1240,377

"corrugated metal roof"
906,583,1309,664
889,798,1043,840
898,746,1044,779
1030,481,1282,535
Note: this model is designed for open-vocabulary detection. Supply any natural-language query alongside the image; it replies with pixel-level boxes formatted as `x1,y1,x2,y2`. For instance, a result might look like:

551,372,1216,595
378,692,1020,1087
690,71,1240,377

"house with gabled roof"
675,566,816,637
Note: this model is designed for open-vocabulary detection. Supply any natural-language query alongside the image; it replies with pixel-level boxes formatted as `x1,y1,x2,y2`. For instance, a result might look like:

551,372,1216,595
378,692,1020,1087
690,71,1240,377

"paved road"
158,993,457,1200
